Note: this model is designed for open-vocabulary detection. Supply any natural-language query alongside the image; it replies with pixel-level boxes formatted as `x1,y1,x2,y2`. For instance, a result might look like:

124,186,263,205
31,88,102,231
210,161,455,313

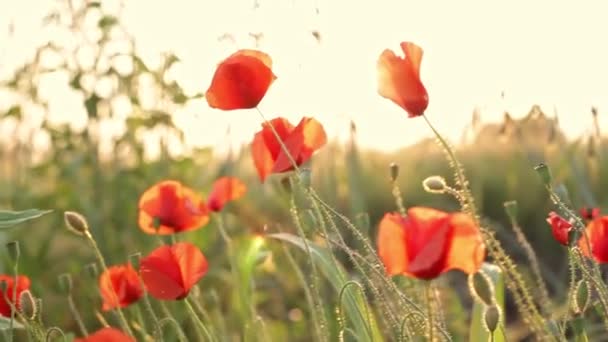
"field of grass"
2,1,608,341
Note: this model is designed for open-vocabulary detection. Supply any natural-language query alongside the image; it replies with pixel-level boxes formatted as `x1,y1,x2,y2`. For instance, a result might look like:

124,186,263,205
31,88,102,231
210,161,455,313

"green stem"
84,231,133,336
67,294,88,337
426,283,434,342
185,297,213,342
9,263,18,342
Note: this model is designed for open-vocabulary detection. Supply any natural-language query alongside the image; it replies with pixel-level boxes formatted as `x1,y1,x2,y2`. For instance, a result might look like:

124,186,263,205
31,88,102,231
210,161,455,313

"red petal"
377,213,408,275
404,207,452,279
444,213,485,274
546,212,572,246
377,42,429,117
140,243,208,300
74,327,135,342
251,118,295,181
580,216,608,263
207,177,247,212
99,265,143,311
0,275,29,317
205,49,276,110
138,180,209,235
272,117,327,173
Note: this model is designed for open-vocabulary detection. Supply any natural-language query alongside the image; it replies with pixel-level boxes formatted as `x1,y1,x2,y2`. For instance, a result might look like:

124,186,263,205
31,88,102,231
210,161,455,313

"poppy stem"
426,282,434,342
67,293,88,337
8,263,18,342
83,231,133,337
184,297,214,342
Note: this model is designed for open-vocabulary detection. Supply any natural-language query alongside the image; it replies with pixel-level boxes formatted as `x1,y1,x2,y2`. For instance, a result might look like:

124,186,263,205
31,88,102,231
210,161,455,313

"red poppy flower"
377,207,485,280
580,216,608,263
580,207,600,221
138,180,210,235
74,327,135,342
0,275,29,317
546,212,572,246
206,177,247,212
251,117,327,182
377,42,429,118
205,49,276,110
140,242,208,300
99,264,143,311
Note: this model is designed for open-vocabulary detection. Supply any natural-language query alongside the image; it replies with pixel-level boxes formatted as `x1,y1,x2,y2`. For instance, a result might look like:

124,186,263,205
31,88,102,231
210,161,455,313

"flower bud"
574,280,589,313
84,263,99,280
389,163,399,182
6,241,20,263
64,211,89,235
483,305,501,333
468,271,495,306
58,273,73,295
503,201,518,222
423,176,447,194
18,290,37,320
534,163,552,186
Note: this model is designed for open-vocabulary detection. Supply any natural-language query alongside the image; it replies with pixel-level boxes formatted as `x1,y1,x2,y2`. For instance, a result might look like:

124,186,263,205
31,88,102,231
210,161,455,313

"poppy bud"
64,211,89,235
483,305,501,333
534,163,552,186
468,271,495,306
18,290,36,320
58,273,73,295
503,201,518,222
84,263,99,280
422,176,447,194
389,163,399,182
129,253,142,271
6,241,20,263
574,280,589,313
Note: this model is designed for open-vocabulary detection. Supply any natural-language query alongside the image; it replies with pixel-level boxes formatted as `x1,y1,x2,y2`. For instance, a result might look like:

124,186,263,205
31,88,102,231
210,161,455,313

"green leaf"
0,209,52,229
0,317,25,330
269,233,384,342
469,263,506,342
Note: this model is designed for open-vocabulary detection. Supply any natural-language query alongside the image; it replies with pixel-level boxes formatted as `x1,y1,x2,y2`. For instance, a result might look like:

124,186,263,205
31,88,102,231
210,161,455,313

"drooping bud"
534,163,552,186
84,263,99,280
129,253,142,271
423,176,447,194
483,305,501,333
389,163,399,182
6,241,20,263
18,290,37,320
574,280,589,314
64,211,89,235
468,271,495,306
58,273,73,295
503,201,518,222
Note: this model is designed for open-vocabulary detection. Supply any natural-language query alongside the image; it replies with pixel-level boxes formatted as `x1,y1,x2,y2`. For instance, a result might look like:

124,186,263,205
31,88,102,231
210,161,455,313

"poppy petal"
99,265,143,311
272,117,327,173
140,242,208,300
377,213,408,275
580,217,608,263
444,213,486,274
205,49,276,110
140,245,187,300
546,212,572,246
207,177,247,212
0,275,30,317
252,118,295,181
74,327,135,342
377,42,429,117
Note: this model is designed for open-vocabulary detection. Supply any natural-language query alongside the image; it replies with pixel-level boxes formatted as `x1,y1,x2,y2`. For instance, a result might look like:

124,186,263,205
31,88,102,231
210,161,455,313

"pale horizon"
1,0,607,155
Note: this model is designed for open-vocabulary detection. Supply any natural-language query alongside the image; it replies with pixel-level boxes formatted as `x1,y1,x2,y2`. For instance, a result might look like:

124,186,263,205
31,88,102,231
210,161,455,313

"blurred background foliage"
0,0,606,340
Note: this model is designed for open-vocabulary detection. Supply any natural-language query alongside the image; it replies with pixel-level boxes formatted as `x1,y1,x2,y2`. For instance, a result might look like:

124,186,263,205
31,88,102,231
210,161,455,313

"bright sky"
2,0,608,153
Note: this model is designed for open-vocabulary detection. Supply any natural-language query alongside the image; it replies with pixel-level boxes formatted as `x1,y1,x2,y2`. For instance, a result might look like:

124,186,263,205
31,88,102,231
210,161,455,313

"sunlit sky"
2,0,608,153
